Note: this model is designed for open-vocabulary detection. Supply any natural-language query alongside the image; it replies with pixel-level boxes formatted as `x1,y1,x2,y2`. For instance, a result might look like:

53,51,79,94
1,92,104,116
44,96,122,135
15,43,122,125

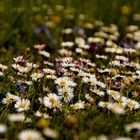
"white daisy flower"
0,124,7,133
43,93,61,109
8,113,26,122
30,72,44,81
107,90,120,98
90,89,105,96
71,101,85,110
0,64,8,71
55,77,76,87
15,98,30,112
2,92,19,105
18,129,44,140
57,86,74,102
127,99,140,110
38,50,50,58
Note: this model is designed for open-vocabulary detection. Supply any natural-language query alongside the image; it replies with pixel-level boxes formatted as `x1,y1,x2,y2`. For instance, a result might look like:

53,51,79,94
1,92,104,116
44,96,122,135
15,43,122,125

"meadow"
1,0,140,140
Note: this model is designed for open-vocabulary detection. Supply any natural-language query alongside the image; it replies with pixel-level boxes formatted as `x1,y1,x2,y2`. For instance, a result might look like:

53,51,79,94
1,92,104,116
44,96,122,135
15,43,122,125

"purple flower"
18,86,25,92
34,26,41,34
123,43,132,48
16,80,22,86
89,44,98,51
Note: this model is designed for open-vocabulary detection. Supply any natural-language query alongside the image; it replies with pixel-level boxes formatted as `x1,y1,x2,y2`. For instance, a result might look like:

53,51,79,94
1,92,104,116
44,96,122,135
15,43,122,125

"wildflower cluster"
1,5,140,140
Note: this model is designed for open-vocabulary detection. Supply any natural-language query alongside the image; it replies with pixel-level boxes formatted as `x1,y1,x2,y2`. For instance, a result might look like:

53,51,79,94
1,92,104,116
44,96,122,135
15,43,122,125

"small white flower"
35,111,50,119
30,72,44,81
127,99,140,110
18,66,30,74
110,105,125,114
18,129,44,140
43,127,59,139
2,92,19,105
58,86,74,102
39,50,50,58
55,77,76,87
0,124,7,133
90,89,105,96
71,101,85,110
0,71,4,76
107,90,120,98
43,93,61,109
0,64,8,71
43,68,55,74
13,56,25,63
15,98,30,112
8,113,26,122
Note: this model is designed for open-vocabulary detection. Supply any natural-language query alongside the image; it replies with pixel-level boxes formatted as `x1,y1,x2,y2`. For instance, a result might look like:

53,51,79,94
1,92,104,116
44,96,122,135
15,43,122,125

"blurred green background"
0,0,140,54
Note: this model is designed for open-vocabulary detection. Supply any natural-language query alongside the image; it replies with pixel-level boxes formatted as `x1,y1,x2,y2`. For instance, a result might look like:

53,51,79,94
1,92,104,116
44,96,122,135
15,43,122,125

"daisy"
95,54,107,59
34,44,46,50
62,28,73,34
97,81,106,89
61,41,74,48
0,124,7,133
46,75,56,79
38,50,50,58
26,62,38,69
2,92,19,105
90,89,105,96
57,86,74,102
18,129,44,140
8,113,26,122
15,98,30,112
12,64,20,70
43,68,55,74
13,56,25,63
0,71,4,76
127,99,140,110
75,37,85,46
18,66,30,74
43,127,59,139
43,93,60,109
35,111,50,119
71,101,85,110
58,49,72,56
110,105,125,114
107,90,120,98
55,77,76,87
30,72,44,81
98,101,108,108
0,64,8,71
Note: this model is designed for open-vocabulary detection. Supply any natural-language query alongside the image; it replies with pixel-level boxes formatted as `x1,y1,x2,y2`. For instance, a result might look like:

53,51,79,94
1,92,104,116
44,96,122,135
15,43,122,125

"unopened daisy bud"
66,115,77,128
37,117,49,128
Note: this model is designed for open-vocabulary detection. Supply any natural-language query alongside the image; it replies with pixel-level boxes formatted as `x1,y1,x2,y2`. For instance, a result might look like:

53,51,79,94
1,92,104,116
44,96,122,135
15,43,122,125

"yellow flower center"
110,91,116,95
49,98,55,103
21,69,27,73
19,102,26,108
60,80,66,85
129,101,135,107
